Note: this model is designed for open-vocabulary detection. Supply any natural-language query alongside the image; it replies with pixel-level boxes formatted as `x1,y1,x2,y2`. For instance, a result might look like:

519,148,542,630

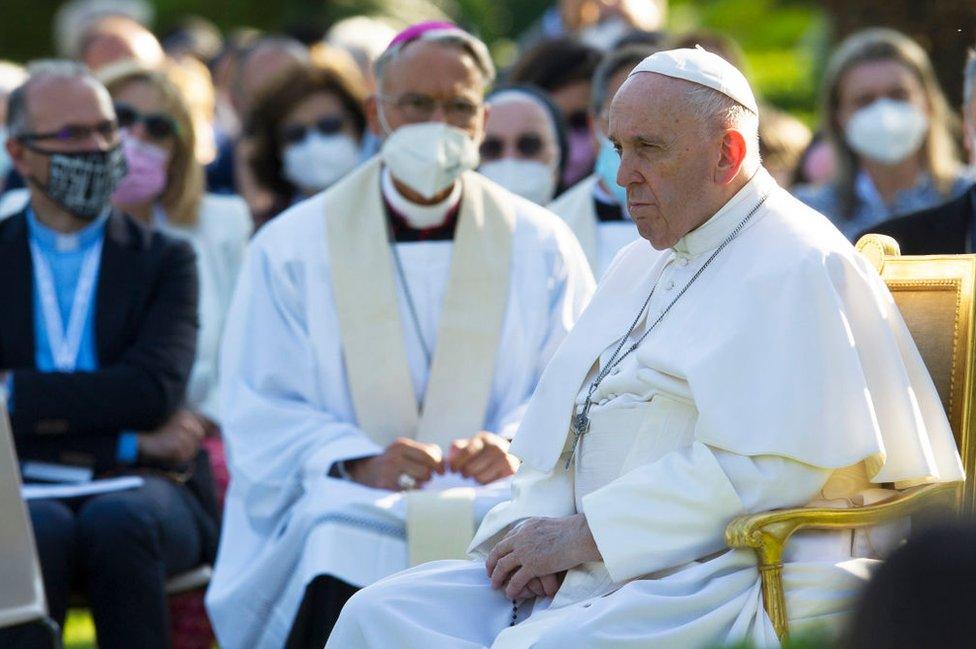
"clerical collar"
591,179,632,222
381,166,462,230
26,206,109,254
673,167,776,258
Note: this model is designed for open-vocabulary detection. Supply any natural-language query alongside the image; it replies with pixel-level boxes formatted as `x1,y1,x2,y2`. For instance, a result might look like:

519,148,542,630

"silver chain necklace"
566,193,770,470
386,217,433,367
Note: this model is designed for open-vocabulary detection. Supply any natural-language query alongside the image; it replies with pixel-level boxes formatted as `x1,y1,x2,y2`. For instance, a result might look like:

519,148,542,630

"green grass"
64,610,95,649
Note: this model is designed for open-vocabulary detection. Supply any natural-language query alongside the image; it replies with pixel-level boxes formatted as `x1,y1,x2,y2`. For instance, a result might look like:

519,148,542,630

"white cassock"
547,174,640,278
152,195,252,421
205,157,595,649
328,167,964,649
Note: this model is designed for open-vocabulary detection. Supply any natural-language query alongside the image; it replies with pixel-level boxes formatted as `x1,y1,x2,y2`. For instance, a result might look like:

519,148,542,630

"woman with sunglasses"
246,61,368,228
99,62,251,466
478,86,568,206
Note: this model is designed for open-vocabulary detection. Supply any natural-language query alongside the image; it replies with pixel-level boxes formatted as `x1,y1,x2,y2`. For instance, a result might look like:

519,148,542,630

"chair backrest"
0,396,48,629
856,234,976,515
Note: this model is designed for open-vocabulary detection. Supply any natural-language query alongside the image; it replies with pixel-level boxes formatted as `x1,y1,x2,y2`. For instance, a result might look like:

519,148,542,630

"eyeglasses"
381,93,482,126
114,103,178,140
480,133,545,161
566,110,589,131
19,120,119,145
280,116,346,145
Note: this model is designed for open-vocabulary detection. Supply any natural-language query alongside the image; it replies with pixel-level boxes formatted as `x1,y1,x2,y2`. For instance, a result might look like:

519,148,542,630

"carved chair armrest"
723,481,961,640
725,482,960,561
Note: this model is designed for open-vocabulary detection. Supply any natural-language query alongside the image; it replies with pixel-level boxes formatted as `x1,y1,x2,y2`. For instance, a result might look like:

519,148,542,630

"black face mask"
26,145,128,220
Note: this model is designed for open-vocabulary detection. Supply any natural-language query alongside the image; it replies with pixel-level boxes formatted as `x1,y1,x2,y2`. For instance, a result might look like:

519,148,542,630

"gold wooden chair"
724,234,973,641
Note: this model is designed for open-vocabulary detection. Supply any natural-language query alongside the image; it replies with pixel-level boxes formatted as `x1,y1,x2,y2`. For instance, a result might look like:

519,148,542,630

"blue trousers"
3,476,205,649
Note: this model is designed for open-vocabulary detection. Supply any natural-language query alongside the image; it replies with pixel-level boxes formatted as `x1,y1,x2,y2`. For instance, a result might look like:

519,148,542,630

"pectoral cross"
565,406,591,470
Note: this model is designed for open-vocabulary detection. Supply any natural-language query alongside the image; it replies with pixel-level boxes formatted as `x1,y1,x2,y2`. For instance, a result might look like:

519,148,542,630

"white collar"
672,167,776,258
381,166,462,229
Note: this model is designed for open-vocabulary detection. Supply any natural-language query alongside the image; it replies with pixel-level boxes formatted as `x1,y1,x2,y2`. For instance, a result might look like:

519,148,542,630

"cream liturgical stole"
325,158,515,564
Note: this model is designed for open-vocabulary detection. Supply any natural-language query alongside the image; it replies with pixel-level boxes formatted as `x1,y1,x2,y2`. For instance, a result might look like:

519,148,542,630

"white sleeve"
219,240,382,534
581,441,831,582
468,450,577,558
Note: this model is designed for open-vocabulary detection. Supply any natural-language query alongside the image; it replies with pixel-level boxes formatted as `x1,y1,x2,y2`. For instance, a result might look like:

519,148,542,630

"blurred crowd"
2,0,973,239
1,0,975,648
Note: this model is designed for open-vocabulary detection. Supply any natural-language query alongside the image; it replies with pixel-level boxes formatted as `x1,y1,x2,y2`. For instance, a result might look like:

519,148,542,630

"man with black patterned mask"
6,63,127,224
0,62,214,649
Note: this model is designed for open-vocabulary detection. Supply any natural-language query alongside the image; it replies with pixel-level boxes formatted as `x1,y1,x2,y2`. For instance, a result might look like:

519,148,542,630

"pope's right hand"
346,437,445,491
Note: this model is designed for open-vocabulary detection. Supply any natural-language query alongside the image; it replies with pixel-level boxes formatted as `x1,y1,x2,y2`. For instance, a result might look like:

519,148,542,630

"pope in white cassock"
205,22,595,649
327,48,965,649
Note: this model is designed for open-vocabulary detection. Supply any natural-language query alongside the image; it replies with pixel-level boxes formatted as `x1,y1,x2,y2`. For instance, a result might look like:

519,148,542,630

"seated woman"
792,28,969,240
245,61,368,228
478,86,567,206
100,61,252,457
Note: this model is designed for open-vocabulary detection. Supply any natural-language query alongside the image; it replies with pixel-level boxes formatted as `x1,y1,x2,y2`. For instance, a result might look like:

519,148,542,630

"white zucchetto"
629,46,759,113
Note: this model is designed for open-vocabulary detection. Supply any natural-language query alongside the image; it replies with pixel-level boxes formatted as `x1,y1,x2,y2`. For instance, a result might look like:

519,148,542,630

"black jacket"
0,207,199,471
857,184,976,255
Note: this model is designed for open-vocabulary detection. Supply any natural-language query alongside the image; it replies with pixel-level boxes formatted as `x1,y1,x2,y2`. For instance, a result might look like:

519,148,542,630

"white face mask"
380,121,480,199
845,98,929,165
479,158,558,205
283,132,361,194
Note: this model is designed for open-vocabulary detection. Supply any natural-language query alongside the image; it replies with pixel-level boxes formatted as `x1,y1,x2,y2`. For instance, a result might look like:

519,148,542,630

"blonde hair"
165,55,217,165
820,27,962,219
99,61,205,226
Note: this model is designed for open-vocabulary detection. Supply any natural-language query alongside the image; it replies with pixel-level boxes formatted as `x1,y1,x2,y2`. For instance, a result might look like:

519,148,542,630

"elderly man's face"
81,17,165,72
7,76,118,188
369,41,487,143
609,73,724,249
237,44,307,115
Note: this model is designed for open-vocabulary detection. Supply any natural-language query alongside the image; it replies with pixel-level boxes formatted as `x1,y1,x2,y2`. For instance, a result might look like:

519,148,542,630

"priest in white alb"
327,48,965,649
205,22,595,649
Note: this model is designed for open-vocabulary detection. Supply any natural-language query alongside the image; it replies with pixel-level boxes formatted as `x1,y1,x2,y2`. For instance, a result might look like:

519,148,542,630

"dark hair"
613,30,668,51
671,29,747,72
246,62,367,201
487,85,570,194
590,44,662,115
841,521,976,649
508,38,603,93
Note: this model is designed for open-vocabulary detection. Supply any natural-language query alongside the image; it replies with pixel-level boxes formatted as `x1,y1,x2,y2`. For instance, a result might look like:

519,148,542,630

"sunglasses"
566,110,590,132
19,119,119,145
114,103,178,140
480,134,544,161
281,116,346,145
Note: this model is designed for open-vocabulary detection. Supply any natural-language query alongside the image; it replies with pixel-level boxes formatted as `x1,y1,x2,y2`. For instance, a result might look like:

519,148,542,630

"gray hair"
684,83,761,166
6,60,103,139
374,29,495,93
965,49,976,110
591,45,659,115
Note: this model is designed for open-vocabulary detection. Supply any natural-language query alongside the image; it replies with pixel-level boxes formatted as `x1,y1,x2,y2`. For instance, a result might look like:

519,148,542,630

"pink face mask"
562,127,597,187
111,133,170,206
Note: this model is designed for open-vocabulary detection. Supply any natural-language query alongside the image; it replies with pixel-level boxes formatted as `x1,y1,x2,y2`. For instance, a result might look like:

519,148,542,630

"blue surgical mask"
595,137,627,205
0,128,10,180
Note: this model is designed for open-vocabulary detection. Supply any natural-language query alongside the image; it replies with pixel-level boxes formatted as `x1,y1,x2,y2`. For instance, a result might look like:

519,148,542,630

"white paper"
21,476,145,501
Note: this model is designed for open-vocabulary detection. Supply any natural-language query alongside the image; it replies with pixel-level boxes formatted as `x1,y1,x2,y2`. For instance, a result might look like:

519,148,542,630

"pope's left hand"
486,514,602,600
448,431,519,484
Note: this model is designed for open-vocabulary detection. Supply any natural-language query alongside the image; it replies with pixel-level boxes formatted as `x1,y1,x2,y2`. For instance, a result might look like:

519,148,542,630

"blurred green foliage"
2,0,822,121
671,0,825,123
